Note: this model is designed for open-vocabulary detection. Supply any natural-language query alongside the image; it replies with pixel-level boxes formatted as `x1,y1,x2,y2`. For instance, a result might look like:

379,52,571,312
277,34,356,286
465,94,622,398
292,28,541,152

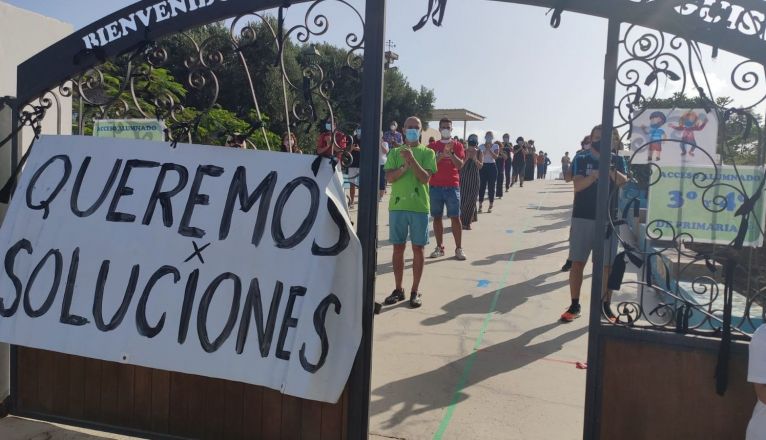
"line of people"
379,115,544,309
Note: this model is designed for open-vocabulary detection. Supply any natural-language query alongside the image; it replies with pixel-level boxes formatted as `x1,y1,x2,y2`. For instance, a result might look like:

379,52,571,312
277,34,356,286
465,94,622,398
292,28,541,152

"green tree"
383,69,434,130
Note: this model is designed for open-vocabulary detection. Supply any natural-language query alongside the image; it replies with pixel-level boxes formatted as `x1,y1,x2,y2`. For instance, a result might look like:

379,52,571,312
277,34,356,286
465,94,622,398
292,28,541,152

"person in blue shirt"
561,125,628,323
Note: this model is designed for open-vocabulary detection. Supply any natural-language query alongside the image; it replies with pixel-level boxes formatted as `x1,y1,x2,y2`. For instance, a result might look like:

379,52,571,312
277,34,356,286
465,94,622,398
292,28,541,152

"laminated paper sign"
647,165,766,247
0,135,362,403
93,119,166,142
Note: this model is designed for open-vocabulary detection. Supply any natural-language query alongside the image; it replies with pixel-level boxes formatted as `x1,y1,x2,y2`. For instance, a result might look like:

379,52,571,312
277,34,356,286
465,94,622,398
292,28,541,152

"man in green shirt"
383,116,437,308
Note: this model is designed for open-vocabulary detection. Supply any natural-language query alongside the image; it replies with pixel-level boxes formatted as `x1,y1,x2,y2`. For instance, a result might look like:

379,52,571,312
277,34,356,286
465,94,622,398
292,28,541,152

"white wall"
0,0,74,402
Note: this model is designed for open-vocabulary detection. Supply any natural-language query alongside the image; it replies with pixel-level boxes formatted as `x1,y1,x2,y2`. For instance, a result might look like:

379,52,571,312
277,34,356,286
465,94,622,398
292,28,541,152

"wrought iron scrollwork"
606,24,766,343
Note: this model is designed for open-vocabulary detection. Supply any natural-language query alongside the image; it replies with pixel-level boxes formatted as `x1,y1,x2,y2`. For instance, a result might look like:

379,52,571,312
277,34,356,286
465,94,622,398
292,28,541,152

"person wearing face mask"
561,151,571,180
427,117,467,260
561,125,627,323
562,134,593,273
495,135,508,199
502,134,513,192
510,136,527,188
281,132,301,153
383,116,437,309
346,126,363,208
525,140,537,181
460,134,482,229
383,120,403,148
478,131,500,213
316,118,348,159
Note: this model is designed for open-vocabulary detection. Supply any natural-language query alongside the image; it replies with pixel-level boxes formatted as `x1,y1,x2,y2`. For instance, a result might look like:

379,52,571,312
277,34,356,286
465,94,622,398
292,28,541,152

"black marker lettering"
236,279,283,356
142,163,189,227
299,293,341,373
312,198,351,256
177,269,199,344
23,248,63,318
136,265,179,338
271,177,319,249
106,159,160,223
93,261,140,331
179,165,224,238
71,157,122,218
26,155,72,219
197,272,241,353
219,168,277,246
276,286,306,361
2,238,31,317
59,247,89,326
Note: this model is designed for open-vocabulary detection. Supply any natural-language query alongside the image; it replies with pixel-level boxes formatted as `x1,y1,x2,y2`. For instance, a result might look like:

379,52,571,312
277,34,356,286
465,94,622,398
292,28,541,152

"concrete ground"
370,179,590,440
0,179,587,440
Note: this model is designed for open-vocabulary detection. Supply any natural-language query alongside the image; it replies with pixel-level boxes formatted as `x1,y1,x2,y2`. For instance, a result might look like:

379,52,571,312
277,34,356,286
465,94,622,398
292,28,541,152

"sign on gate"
647,165,766,246
630,108,719,166
93,118,166,141
0,136,362,403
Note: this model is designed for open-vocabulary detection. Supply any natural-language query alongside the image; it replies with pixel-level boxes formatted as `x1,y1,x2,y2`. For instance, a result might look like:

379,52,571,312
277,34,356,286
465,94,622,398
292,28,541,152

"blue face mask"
325,123,332,131
405,128,420,143
684,120,694,127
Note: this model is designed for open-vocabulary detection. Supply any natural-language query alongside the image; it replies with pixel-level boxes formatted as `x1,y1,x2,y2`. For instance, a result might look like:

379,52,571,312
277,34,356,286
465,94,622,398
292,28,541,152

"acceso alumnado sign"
646,165,766,247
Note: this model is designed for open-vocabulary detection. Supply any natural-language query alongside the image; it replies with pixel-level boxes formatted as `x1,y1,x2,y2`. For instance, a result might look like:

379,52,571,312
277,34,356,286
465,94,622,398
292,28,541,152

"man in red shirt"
428,118,466,260
316,119,348,160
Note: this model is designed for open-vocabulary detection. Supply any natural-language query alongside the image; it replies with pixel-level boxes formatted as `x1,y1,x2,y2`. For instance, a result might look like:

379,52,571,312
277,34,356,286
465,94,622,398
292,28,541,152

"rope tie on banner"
546,1,567,28
275,0,293,66
412,0,448,31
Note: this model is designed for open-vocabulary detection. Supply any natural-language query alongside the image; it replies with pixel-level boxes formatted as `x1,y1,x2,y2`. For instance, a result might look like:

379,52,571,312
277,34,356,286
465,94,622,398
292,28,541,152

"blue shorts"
429,186,460,218
389,211,430,246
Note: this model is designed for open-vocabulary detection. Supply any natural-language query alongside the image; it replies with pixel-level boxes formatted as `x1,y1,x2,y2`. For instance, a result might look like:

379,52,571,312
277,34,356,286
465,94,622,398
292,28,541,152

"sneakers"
429,246,445,258
560,305,581,322
561,260,572,272
410,292,423,308
455,248,467,261
384,289,405,305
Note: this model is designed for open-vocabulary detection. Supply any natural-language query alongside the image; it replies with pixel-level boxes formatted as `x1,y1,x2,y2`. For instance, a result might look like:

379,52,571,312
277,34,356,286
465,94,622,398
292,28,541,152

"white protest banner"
93,119,166,142
0,135,361,403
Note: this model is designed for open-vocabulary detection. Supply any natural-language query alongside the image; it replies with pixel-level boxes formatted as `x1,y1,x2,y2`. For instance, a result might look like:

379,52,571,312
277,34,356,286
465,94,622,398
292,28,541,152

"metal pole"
583,17,620,440
463,120,467,140
347,0,385,437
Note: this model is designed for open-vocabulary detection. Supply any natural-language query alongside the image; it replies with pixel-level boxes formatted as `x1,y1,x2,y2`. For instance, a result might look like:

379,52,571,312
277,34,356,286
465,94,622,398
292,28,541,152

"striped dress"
460,150,481,227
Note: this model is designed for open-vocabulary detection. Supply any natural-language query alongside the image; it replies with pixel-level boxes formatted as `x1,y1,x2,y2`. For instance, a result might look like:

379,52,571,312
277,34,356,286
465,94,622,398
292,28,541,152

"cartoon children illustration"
641,111,667,161
670,110,708,157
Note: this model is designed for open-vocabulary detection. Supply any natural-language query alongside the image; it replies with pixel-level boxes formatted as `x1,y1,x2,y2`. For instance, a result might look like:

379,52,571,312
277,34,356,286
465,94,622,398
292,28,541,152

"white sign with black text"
0,135,361,403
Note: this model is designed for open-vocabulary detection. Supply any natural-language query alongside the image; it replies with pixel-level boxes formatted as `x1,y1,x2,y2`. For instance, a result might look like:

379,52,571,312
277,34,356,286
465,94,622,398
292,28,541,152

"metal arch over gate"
6,0,766,438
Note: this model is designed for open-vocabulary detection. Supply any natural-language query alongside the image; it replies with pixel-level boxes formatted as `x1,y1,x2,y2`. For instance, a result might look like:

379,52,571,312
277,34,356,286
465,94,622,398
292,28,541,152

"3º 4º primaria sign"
0,135,362,404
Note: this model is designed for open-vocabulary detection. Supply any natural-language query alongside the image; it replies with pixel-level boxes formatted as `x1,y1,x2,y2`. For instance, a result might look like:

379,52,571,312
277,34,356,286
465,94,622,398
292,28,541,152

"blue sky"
7,0,613,162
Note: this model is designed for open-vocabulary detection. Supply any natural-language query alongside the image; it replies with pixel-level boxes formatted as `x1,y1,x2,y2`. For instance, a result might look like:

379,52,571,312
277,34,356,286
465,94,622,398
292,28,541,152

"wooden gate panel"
15,347,347,439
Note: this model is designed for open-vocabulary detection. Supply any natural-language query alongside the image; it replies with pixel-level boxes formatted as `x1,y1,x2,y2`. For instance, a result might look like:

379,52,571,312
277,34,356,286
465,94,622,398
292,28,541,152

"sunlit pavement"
369,179,590,440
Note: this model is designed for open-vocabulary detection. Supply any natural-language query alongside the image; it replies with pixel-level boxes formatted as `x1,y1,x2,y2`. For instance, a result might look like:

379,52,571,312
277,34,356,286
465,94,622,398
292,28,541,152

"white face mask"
390,125,397,131
583,143,592,150
440,128,451,139
284,139,294,147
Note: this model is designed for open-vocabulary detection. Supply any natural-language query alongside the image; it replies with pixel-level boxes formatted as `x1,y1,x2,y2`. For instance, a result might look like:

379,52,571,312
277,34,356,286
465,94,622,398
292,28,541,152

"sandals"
410,292,422,308
384,289,405,305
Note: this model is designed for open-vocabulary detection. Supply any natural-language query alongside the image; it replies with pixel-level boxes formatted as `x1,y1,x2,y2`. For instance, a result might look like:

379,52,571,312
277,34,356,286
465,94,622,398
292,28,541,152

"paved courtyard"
370,179,590,440
0,179,590,440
